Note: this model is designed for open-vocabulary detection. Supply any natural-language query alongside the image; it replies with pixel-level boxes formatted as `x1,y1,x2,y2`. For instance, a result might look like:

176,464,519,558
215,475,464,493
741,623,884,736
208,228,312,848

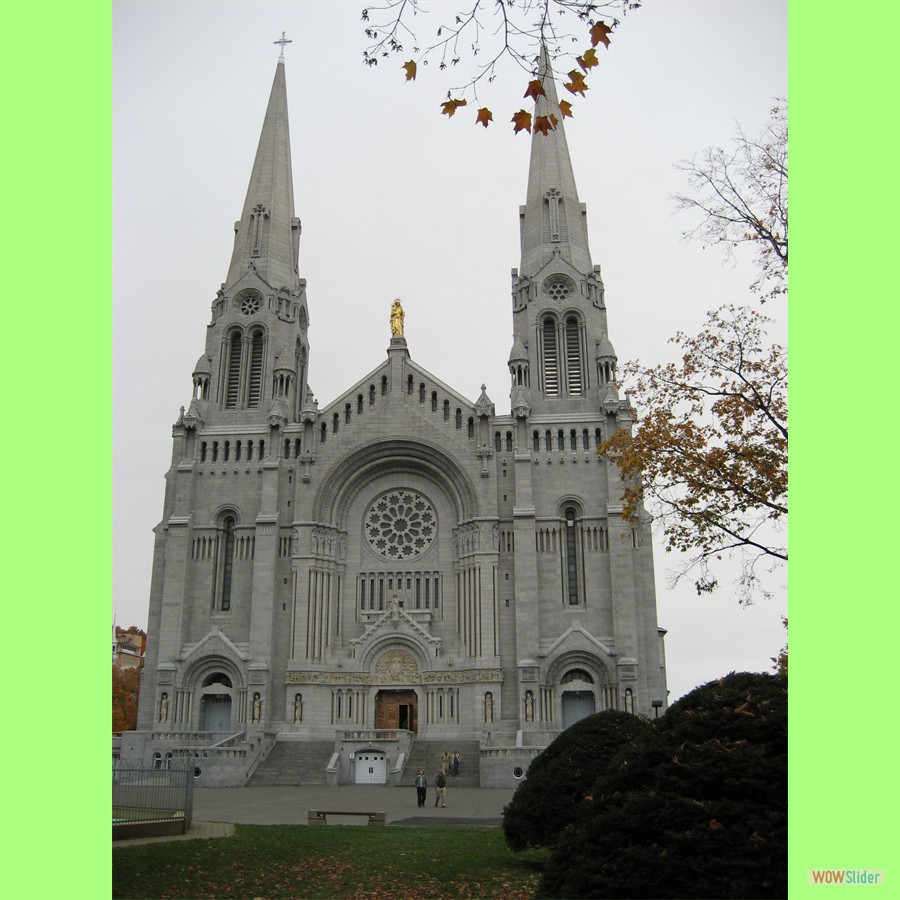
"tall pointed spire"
225,53,300,291
519,47,593,277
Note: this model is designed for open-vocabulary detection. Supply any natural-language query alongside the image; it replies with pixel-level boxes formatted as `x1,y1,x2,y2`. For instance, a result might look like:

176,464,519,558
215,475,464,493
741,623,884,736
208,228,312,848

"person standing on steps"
451,750,461,777
434,769,447,808
415,769,427,808
440,749,450,773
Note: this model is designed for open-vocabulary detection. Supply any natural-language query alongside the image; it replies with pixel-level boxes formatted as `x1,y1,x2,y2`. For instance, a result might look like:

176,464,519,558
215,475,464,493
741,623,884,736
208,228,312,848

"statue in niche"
159,692,168,724
252,692,261,723
624,688,634,714
525,690,535,723
390,298,405,337
293,693,303,723
484,691,494,724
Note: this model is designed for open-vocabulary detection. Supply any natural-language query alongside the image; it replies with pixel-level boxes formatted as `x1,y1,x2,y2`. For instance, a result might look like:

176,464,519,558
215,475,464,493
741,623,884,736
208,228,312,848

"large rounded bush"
502,710,651,851
538,672,787,899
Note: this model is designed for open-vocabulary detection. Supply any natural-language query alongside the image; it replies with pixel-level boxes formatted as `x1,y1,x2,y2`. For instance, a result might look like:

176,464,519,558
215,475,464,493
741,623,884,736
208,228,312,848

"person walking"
415,769,428,807
451,750,461,777
440,749,451,773
434,769,447,808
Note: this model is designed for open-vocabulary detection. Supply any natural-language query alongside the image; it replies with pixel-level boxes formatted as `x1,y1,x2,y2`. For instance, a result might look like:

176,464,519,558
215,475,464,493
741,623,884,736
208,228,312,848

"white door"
354,751,387,784
201,694,232,731
562,690,596,729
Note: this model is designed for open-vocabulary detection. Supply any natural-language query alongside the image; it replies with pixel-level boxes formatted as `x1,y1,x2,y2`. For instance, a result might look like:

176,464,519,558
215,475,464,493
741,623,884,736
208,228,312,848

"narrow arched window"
532,431,539,452
294,438,301,456
369,385,376,405
582,428,590,450
381,375,388,396
236,441,242,461
284,438,290,458
468,417,475,438
212,441,219,462
320,423,327,443
431,391,438,412
595,427,602,447
494,432,502,451
455,409,462,429
357,394,364,415
247,329,265,407
419,383,426,403
225,332,242,408
224,441,230,461
247,440,254,461
570,429,577,450
564,507,580,605
407,374,414,395
565,316,583,395
545,429,552,451
542,317,559,396
200,442,207,462
220,515,236,611
345,403,351,424
333,413,339,434
444,400,450,421
506,432,513,451
259,439,265,458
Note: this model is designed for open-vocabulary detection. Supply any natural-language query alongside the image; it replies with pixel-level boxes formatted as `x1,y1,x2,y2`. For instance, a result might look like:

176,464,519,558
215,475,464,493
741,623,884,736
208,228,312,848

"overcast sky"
113,0,787,703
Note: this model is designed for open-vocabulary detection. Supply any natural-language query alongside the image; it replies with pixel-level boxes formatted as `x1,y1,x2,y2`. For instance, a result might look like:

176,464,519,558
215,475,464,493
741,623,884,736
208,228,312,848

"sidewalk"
114,784,516,846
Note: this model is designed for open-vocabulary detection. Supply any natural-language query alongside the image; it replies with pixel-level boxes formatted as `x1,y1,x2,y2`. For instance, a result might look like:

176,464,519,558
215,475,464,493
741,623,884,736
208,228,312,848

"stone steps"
401,740,481,788
247,740,334,786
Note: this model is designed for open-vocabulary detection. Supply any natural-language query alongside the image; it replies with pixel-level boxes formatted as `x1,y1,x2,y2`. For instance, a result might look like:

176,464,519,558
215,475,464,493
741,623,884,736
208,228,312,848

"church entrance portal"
201,694,232,731
374,690,418,735
561,690,596,730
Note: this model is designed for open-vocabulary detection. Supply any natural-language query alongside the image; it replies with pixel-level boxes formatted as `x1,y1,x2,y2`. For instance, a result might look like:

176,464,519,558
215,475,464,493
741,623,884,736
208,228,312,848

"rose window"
364,490,436,560
546,281,571,301
239,295,261,316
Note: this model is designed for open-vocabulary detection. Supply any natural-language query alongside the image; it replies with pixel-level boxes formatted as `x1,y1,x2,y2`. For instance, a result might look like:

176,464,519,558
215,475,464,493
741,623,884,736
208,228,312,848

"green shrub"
537,672,787,899
502,710,651,851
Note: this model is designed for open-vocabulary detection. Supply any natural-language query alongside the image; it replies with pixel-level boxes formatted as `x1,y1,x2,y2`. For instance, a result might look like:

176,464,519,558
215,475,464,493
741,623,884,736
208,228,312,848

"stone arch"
546,650,612,687
358,636,432,678
312,438,479,528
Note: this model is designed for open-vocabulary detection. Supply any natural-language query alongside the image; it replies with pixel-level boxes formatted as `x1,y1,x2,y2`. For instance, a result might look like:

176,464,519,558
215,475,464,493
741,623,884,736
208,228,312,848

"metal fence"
112,757,194,839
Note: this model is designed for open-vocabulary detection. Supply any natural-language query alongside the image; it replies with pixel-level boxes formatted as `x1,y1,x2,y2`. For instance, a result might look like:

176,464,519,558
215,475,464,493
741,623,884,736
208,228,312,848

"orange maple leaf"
476,107,493,128
511,109,532,134
533,114,558,135
576,48,599,72
402,60,417,81
523,79,546,101
559,99,574,119
440,98,467,117
564,70,589,96
590,21,613,48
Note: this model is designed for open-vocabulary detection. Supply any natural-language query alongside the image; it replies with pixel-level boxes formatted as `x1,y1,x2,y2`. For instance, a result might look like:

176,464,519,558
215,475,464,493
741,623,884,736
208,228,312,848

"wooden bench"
307,809,386,827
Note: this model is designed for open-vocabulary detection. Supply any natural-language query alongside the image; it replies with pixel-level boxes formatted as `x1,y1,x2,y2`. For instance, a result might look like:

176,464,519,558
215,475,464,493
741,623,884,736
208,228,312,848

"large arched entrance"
374,689,418,734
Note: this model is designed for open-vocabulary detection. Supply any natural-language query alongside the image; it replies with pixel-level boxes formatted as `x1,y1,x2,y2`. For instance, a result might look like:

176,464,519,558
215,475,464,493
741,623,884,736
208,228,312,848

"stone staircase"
401,740,482,788
247,740,334,786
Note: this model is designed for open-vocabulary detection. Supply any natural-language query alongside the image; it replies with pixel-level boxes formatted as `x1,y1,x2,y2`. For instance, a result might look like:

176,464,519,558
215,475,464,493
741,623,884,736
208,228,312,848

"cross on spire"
274,31,292,61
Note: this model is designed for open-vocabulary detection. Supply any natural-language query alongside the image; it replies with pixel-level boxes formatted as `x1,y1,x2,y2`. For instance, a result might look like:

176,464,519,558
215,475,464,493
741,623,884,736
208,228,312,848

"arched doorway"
374,689,418,734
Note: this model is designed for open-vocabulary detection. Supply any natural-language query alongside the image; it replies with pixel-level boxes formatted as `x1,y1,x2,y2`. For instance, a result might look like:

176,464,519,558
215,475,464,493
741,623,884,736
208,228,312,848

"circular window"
364,490,437,560
546,280,571,301
513,767,525,779
239,295,261,316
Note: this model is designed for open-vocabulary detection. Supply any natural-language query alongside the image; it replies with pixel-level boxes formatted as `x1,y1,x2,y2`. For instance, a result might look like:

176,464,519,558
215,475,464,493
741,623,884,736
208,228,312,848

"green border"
4,2,111,896
789,0,896,894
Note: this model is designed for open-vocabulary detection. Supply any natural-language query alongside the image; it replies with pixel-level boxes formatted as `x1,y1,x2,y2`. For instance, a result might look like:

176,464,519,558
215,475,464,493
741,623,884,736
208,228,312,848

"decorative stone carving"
375,649,419,683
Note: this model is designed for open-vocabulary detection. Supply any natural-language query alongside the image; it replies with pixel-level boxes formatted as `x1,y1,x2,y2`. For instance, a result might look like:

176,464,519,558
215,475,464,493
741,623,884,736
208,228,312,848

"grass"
112,825,547,899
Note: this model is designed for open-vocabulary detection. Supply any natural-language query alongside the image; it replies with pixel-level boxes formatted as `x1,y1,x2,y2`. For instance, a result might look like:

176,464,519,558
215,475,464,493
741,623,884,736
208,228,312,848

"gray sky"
113,0,787,702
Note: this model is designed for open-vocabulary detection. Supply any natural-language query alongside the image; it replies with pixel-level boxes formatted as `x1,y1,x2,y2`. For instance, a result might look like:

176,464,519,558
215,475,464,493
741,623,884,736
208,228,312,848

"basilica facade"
128,50,667,787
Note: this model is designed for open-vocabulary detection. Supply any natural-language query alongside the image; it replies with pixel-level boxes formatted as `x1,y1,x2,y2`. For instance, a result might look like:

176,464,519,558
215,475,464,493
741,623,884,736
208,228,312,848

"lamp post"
651,700,663,719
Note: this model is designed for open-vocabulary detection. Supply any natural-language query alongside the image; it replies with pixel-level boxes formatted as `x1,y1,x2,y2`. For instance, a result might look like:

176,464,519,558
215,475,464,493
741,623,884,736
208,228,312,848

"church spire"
519,47,593,277
225,52,301,291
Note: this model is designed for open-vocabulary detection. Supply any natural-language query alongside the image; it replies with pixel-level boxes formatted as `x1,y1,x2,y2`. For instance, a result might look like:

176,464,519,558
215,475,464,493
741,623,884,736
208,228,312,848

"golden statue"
390,298,405,337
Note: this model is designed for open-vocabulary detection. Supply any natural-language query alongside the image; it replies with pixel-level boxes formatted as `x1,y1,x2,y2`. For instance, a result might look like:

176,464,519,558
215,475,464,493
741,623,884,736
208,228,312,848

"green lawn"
112,825,546,899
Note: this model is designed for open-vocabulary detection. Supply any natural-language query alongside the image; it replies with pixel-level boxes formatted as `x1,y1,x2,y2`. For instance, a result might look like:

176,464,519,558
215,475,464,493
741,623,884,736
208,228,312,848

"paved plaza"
114,784,517,846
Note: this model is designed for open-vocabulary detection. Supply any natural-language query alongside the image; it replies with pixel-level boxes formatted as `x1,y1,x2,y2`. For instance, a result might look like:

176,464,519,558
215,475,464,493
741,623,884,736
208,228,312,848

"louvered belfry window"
565,317,583,395
247,330,264,407
225,332,242,408
543,318,559,396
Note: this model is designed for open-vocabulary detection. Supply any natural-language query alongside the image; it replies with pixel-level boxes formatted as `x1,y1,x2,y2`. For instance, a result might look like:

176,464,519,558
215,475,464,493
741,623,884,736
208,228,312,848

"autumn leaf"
476,107,493,128
402,60,417,81
440,98,467,117
576,48,599,72
564,70,589,96
559,99,574,119
511,109,532,134
590,21,613,48
523,79,546,101
533,114,558,135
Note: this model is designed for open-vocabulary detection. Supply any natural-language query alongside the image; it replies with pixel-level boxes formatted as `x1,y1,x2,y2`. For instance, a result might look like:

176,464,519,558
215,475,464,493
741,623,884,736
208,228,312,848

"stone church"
127,48,668,788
